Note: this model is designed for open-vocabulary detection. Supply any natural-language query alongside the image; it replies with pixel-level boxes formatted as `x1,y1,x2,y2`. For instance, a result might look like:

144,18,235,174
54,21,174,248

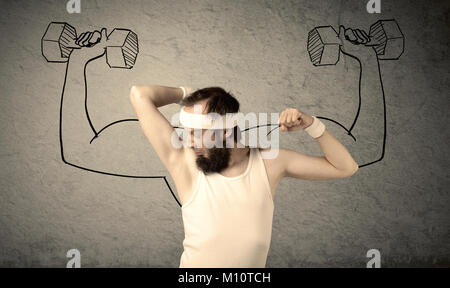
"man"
64,25,361,268
130,84,358,267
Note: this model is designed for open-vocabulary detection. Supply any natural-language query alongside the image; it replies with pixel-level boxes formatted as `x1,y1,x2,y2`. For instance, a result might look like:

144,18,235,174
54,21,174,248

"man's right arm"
130,86,198,205
129,85,186,170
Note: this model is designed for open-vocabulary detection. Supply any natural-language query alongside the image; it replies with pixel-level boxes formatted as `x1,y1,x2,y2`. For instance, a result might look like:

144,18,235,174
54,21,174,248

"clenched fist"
70,28,108,63
278,108,314,132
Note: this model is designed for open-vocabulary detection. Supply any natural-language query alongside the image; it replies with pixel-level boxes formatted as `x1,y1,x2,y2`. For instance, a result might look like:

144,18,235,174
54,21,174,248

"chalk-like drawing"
40,23,187,204
307,19,404,167
42,19,404,207
42,22,280,208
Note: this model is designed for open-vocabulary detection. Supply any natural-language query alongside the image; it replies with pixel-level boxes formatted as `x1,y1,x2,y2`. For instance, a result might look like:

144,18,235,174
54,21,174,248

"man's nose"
185,131,199,148
188,135,195,148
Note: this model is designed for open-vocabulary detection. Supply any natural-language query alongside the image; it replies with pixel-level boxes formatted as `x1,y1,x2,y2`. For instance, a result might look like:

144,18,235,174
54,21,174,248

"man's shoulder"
257,147,285,162
256,147,287,190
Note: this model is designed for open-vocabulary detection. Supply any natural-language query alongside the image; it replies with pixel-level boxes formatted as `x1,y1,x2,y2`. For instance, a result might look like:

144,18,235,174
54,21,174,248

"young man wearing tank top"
130,84,358,268
61,23,376,267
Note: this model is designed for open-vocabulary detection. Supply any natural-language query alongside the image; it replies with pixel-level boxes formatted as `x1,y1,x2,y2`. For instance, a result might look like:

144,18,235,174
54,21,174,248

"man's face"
181,101,231,174
185,128,231,174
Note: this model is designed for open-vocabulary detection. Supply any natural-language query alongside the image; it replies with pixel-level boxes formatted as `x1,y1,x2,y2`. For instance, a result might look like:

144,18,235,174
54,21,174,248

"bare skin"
130,89,358,205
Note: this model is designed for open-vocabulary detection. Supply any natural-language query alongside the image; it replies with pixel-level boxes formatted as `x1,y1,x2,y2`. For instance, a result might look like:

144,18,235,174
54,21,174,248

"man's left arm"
278,108,359,180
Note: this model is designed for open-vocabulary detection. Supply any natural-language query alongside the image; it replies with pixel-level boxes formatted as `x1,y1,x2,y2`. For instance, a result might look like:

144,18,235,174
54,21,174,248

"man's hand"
278,108,314,132
338,25,377,61
69,28,108,64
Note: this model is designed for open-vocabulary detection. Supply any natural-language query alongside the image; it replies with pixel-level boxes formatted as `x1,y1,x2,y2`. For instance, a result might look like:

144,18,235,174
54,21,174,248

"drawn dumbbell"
41,22,139,69
307,19,404,66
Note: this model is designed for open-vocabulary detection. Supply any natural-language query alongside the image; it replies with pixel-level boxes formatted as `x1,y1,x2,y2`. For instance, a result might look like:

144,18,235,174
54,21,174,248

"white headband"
179,106,239,129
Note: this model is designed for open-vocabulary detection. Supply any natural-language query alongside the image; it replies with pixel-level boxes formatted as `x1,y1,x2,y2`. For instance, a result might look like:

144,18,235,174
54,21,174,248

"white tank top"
179,148,274,268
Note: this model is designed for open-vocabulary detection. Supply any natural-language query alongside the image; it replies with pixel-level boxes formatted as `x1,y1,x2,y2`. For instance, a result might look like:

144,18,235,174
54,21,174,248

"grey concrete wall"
0,0,448,267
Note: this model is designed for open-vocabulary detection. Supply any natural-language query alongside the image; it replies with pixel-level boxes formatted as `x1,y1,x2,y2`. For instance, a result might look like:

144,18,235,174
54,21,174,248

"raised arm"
129,85,187,171
337,25,386,166
259,108,358,200
129,85,199,204
267,108,358,184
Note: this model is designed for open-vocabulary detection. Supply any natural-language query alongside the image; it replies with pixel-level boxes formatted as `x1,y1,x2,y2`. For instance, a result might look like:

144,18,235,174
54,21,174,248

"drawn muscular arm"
59,29,186,178
337,26,386,166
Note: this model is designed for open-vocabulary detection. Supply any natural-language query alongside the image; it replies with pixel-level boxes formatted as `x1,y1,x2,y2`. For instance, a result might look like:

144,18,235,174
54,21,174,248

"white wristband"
179,86,187,99
179,86,195,99
304,116,325,138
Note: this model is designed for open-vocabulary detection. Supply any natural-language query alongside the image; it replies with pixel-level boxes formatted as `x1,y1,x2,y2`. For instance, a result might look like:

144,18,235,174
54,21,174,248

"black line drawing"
43,19,404,208
306,19,404,167
42,22,138,68
41,22,184,205
42,22,276,208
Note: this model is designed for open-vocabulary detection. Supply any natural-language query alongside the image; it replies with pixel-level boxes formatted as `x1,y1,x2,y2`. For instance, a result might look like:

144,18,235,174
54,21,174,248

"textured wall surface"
0,0,448,267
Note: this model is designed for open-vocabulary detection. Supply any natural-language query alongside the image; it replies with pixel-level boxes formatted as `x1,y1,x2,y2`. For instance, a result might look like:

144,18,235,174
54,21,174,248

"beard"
195,146,231,175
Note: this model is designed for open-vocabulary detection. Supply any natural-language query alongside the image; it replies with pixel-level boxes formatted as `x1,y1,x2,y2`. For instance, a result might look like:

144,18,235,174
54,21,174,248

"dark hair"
180,87,241,143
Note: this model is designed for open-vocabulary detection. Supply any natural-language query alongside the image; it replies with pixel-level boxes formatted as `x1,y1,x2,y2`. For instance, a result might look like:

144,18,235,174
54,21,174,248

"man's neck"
228,146,250,167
